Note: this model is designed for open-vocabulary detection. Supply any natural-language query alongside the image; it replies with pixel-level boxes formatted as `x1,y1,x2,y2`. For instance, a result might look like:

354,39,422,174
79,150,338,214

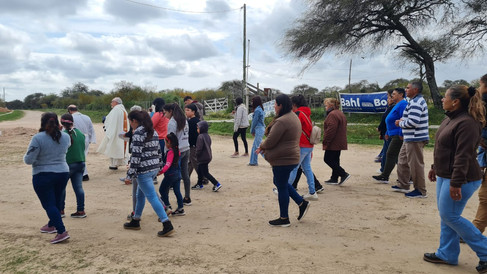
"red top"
152,112,169,140
295,106,313,148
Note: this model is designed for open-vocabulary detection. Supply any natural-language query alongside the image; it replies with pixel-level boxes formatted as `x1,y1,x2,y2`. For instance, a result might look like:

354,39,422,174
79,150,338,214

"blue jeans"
380,138,391,172
134,170,169,222
435,177,487,264
273,165,303,218
249,126,265,165
288,147,315,194
159,172,183,209
62,162,85,212
33,172,69,234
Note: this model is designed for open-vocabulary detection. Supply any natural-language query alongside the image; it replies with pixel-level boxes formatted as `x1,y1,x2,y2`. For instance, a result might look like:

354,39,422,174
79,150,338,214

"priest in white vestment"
97,97,129,169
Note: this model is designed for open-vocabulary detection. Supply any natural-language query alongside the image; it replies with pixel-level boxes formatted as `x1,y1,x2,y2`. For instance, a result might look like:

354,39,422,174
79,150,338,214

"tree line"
0,77,477,112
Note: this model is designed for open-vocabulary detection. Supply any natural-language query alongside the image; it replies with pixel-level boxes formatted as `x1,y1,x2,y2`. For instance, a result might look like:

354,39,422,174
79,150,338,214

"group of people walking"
23,76,487,273
370,77,487,273
25,96,223,243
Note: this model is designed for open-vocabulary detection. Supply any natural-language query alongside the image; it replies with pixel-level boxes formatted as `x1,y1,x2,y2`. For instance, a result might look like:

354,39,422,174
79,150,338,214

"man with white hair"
68,104,96,181
97,97,129,170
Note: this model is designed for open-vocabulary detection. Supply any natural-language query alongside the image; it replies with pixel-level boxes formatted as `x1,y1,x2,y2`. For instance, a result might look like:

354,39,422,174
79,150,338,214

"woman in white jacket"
231,97,250,157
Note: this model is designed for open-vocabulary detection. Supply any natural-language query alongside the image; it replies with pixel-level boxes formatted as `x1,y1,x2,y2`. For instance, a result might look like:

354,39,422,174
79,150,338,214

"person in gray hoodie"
191,121,222,192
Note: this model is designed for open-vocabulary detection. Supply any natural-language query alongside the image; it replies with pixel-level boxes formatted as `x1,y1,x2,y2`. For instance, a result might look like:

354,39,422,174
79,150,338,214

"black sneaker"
339,173,351,185
82,175,90,181
70,211,87,218
324,178,338,185
423,253,449,264
297,201,310,221
123,218,141,230
212,183,222,192
183,197,192,206
268,218,290,227
315,186,324,193
372,175,389,184
158,220,174,237
172,208,185,216
477,261,487,273
191,184,203,190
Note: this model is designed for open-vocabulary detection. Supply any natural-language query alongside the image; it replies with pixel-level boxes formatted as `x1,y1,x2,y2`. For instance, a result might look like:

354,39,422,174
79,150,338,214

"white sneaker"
272,188,278,196
376,168,382,174
303,192,318,201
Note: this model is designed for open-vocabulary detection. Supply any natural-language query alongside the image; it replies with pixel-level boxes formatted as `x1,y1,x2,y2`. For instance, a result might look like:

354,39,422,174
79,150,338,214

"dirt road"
0,110,481,273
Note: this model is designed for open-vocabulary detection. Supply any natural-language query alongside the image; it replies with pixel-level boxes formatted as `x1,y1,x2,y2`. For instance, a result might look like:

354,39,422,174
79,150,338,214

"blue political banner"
339,92,388,113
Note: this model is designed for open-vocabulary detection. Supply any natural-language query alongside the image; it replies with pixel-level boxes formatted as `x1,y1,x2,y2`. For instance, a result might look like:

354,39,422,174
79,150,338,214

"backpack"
296,111,321,145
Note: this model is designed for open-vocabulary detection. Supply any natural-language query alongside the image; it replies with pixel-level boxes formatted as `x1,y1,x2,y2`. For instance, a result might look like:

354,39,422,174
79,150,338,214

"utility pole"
348,59,352,93
242,4,248,109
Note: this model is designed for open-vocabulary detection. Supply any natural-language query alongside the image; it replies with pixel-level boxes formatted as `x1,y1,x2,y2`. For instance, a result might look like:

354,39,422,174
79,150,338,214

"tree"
291,84,318,96
218,80,245,99
61,82,89,98
23,93,46,109
452,0,487,54
442,79,470,88
398,38,458,82
344,80,380,93
283,0,457,108
382,78,410,91
6,100,23,109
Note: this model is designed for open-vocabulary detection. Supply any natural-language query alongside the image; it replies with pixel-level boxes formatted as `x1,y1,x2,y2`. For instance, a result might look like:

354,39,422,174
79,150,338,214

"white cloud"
0,0,88,16
0,0,485,102
103,0,167,24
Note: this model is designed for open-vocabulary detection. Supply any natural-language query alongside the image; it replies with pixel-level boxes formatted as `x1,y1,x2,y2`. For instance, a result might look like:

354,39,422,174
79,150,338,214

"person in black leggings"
231,97,249,157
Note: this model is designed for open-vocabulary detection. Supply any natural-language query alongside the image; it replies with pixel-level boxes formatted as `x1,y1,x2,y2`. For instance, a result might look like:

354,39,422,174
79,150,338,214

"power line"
123,0,242,14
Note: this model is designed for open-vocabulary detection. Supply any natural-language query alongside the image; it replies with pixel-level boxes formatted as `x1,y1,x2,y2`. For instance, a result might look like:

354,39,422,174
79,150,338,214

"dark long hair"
153,98,165,112
275,94,292,117
61,113,75,144
163,103,186,131
128,110,155,142
252,96,263,111
165,132,179,167
40,112,62,143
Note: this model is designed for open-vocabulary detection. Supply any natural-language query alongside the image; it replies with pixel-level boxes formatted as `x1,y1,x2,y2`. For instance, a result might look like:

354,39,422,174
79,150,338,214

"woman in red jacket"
322,98,350,185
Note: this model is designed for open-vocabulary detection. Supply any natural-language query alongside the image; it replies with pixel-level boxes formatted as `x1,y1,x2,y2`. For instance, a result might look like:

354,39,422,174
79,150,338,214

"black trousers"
233,127,248,154
197,163,218,186
292,166,323,190
324,150,347,180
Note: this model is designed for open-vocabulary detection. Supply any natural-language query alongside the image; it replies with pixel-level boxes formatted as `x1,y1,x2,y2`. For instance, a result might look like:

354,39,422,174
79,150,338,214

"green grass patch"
0,110,25,122
207,121,437,147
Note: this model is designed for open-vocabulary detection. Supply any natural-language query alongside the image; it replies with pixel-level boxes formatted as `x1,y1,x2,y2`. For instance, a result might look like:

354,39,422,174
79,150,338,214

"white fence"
204,97,228,113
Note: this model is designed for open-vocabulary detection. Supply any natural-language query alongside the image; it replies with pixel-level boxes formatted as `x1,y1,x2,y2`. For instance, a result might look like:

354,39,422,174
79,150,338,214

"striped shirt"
399,94,429,142
127,126,162,178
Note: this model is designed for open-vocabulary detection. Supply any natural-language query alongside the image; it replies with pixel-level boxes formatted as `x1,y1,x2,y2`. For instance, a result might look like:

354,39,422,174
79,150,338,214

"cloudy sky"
0,0,485,101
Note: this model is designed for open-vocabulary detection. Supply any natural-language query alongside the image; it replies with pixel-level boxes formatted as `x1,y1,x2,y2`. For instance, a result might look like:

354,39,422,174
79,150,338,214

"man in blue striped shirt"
391,81,429,198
